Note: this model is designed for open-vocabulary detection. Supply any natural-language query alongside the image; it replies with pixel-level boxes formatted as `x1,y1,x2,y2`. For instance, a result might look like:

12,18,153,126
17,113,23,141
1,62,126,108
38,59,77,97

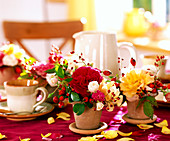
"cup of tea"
4,79,48,114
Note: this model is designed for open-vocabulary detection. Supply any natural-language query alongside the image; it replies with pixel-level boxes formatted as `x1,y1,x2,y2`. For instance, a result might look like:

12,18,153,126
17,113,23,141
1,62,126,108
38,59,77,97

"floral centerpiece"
20,45,123,111
119,57,170,121
0,43,26,85
20,45,123,129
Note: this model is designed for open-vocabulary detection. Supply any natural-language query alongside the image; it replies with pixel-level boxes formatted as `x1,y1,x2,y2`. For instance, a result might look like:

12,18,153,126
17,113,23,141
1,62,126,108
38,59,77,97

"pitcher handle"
117,42,137,67
33,87,48,108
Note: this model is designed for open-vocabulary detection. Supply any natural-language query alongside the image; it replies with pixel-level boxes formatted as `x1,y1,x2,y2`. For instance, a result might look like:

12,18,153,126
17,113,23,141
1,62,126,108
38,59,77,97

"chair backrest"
3,20,84,60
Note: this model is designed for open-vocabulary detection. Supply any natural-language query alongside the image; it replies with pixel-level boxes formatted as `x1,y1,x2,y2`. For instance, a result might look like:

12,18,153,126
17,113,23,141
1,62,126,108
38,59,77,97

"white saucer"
69,122,108,135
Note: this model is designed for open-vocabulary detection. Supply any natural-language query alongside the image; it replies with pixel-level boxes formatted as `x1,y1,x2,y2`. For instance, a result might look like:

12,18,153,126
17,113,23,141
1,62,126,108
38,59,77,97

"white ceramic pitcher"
73,31,136,76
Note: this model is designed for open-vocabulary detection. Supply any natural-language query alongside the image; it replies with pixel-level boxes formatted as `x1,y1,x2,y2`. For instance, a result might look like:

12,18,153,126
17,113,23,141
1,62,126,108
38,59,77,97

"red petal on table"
132,130,145,136
50,133,63,139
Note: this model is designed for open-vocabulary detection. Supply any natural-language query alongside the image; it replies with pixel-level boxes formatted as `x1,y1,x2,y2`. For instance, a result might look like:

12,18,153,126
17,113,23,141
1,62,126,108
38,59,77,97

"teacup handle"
118,42,137,67
33,87,48,108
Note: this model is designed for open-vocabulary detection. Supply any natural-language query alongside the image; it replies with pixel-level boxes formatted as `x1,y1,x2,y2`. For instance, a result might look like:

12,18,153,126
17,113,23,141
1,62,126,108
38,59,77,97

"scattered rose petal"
19,137,31,141
78,137,98,141
47,117,55,124
0,133,7,139
101,130,118,139
93,135,104,139
50,133,63,139
56,112,70,120
148,133,161,141
154,120,168,128
161,126,170,134
117,130,132,136
117,137,135,141
131,130,145,136
41,133,52,138
137,124,154,130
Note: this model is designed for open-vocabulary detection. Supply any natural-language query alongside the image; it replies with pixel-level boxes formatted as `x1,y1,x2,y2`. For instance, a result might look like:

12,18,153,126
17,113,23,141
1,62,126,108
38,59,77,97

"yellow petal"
56,112,70,118
19,137,31,141
117,137,135,141
0,133,7,139
47,117,55,124
154,120,168,128
137,124,154,130
41,133,52,138
117,130,132,136
93,135,104,139
78,137,98,141
56,112,70,120
101,130,118,139
161,126,170,134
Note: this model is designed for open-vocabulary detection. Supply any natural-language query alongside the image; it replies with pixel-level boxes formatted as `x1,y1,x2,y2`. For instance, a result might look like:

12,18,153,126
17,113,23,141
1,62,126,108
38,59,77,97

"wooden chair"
3,20,84,60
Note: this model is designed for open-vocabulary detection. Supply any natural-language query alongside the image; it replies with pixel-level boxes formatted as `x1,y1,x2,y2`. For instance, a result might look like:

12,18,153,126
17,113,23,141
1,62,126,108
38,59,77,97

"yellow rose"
120,70,154,98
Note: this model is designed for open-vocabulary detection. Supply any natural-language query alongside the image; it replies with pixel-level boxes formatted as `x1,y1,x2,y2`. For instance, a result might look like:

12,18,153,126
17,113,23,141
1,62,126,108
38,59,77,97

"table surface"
0,103,170,141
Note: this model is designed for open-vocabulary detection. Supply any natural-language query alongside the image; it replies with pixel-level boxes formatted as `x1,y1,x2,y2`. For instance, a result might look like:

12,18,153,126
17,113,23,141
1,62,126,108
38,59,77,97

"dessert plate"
0,101,54,121
69,122,108,135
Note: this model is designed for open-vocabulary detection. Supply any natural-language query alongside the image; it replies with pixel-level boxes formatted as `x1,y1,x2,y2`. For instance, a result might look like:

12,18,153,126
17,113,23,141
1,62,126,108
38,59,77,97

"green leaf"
71,92,80,102
146,96,158,107
136,97,146,109
73,103,85,115
64,78,73,82
58,66,64,78
85,102,93,108
48,93,54,98
45,68,55,73
143,101,154,119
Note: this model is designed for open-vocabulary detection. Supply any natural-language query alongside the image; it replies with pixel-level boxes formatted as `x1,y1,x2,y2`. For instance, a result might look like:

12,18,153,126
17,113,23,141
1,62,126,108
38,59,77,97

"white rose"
88,81,99,93
3,54,18,66
96,102,104,111
46,73,58,87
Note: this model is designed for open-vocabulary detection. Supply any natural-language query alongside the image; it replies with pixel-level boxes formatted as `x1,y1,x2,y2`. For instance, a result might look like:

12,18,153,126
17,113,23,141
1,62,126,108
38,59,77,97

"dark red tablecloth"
0,104,170,141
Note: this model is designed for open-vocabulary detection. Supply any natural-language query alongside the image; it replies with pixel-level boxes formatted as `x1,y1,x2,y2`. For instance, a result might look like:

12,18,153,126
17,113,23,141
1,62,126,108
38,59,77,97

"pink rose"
69,66,103,97
33,62,54,78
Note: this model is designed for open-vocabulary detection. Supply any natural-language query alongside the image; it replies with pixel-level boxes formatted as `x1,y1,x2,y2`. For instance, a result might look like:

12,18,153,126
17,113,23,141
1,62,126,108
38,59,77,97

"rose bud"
103,70,112,76
130,57,136,67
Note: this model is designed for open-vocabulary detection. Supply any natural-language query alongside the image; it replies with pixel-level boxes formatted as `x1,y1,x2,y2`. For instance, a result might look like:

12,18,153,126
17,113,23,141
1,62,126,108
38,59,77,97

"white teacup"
4,79,48,114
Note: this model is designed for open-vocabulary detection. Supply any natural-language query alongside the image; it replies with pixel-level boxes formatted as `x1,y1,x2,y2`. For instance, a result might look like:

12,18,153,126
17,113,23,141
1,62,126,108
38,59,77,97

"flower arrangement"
20,45,123,115
119,57,170,119
0,43,26,73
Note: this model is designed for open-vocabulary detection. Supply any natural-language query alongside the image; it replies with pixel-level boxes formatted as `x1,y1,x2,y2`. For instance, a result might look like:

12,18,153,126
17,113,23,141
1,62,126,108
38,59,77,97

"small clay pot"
127,100,149,119
73,103,102,130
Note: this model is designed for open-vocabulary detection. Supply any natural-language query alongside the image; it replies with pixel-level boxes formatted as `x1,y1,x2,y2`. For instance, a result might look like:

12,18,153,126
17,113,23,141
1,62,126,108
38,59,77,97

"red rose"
69,66,103,97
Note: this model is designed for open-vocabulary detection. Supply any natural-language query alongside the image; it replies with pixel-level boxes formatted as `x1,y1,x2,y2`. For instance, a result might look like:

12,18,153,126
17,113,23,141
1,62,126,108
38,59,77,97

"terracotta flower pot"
73,103,102,130
127,100,149,119
0,67,19,86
